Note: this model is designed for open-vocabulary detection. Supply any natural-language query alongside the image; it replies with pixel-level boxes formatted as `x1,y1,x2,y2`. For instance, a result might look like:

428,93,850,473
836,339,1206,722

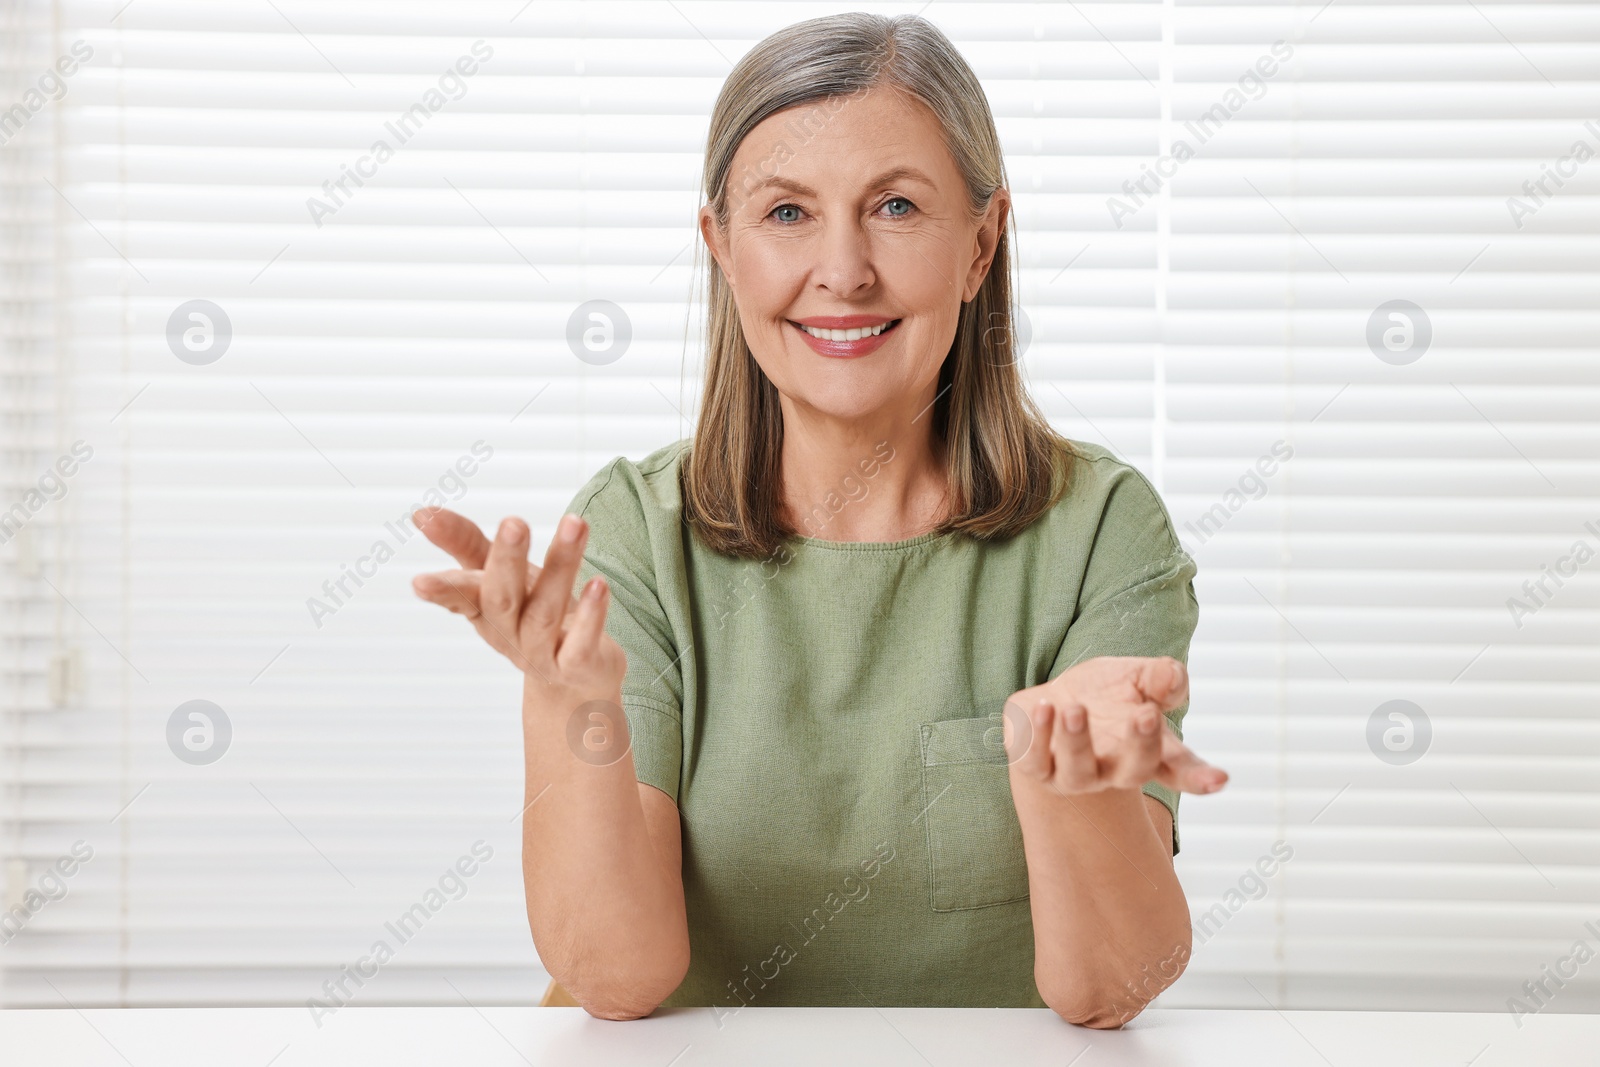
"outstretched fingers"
526,514,589,638
480,517,531,643
413,569,483,619
1048,699,1100,792
1134,656,1190,710
1107,705,1166,789
557,576,610,669
1158,732,1229,795
415,507,494,570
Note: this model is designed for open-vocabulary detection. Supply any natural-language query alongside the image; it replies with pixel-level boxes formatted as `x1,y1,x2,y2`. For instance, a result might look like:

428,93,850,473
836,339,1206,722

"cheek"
733,238,806,310
879,232,963,309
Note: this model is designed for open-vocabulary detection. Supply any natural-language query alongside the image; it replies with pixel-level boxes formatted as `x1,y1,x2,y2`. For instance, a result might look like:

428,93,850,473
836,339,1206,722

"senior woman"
412,12,1227,1028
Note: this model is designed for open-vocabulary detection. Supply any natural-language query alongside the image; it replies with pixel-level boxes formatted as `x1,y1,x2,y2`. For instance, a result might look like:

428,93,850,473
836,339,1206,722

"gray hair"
685,12,1072,561
702,12,1007,227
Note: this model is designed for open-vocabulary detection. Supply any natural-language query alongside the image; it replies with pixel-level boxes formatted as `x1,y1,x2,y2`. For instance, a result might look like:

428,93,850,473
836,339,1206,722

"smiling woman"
686,20,1059,556
412,11,1226,1027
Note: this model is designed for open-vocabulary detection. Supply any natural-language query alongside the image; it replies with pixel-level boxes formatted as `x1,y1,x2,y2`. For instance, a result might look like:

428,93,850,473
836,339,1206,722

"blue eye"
883,197,913,217
772,204,802,223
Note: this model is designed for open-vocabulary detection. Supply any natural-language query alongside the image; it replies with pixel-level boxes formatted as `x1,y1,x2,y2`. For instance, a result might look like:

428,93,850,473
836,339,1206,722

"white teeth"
797,320,894,342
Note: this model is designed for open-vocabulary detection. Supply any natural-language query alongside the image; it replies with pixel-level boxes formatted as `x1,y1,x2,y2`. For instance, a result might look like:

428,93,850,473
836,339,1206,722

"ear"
698,204,734,291
961,187,1010,303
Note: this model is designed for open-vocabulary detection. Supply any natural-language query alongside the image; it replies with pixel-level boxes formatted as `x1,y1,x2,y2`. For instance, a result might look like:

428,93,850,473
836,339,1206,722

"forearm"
520,676,689,1017
1011,776,1191,1027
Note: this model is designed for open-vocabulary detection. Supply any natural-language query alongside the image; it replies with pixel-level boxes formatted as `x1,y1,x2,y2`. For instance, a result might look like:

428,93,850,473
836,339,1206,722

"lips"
789,317,901,359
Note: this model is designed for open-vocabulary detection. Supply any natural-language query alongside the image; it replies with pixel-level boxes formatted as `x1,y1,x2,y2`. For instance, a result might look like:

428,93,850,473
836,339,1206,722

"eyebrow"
749,165,937,199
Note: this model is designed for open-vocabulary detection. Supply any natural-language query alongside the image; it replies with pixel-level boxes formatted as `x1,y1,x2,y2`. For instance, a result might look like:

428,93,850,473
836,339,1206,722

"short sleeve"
565,459,685,804
1049,462,1199,855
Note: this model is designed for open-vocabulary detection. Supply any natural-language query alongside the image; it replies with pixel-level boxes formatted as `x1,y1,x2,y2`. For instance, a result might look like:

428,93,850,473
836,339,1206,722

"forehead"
728,86,956,196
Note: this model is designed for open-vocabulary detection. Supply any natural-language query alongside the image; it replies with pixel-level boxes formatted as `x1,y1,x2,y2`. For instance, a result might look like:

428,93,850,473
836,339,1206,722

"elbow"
1042,989,1145,1030
1039,941,1192,1030
574,981,675,1021
582,998,663,1022
570,942,690,1022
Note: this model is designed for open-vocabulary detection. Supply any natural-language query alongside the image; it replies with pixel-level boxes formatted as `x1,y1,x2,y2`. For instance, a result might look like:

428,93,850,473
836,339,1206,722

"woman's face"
700,85,1008,426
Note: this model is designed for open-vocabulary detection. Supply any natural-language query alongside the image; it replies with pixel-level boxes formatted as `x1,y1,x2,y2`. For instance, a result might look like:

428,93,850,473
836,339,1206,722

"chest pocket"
917,715,1032,912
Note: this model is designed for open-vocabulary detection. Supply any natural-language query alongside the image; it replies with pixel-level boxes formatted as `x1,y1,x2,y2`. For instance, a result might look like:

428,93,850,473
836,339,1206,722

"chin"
785,381,898,420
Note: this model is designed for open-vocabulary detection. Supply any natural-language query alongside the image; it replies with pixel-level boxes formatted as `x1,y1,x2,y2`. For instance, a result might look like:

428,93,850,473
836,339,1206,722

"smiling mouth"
789,318,902,342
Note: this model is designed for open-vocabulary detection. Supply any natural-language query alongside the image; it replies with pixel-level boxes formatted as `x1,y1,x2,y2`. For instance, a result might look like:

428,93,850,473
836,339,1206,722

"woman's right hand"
410,507,627,701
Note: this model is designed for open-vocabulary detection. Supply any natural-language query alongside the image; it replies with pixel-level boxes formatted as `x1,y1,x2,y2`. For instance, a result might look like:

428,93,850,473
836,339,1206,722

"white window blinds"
1,0,1596,1018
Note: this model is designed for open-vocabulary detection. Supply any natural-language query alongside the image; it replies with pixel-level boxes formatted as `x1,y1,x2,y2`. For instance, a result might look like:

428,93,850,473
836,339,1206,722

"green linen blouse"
564,436,1198,1011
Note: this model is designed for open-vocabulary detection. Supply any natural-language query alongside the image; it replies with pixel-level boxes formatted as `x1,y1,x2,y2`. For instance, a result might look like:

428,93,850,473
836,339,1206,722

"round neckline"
783,527,959,553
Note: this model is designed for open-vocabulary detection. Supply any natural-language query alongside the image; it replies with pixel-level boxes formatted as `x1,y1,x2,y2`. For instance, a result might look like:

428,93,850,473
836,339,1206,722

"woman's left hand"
1000,656,1228,797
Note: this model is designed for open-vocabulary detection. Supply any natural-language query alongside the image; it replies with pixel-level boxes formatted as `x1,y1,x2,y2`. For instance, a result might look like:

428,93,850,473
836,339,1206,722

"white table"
1,1005,1592,1065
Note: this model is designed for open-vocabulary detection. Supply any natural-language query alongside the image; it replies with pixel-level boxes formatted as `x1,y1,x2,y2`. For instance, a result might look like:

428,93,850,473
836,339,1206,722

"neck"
776,385,949,543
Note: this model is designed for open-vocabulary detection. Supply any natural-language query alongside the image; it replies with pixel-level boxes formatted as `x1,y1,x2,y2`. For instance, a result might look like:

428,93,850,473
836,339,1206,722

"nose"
811,217,875,298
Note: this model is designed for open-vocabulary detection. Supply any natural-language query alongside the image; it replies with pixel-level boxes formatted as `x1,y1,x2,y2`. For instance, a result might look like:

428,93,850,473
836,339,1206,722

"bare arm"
1003,657,1226,1028
414,508,689,1018
520,696,689,1018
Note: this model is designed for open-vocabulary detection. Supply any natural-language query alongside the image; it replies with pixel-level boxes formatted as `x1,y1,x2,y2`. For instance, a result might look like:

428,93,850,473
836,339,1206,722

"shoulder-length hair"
682,11,1076,561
